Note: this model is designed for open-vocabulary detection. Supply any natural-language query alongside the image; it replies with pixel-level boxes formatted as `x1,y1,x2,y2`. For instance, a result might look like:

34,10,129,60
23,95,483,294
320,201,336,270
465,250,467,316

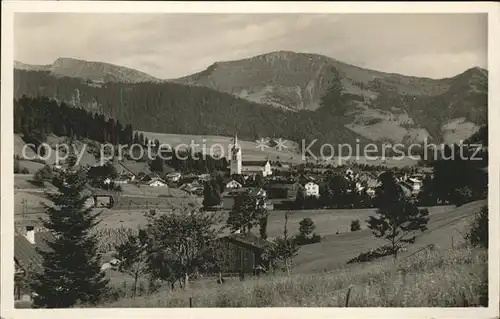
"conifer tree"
30,167,109,307
202,180,221,208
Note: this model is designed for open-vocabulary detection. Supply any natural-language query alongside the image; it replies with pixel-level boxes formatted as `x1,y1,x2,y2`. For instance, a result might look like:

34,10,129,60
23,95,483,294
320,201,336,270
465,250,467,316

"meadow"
100,245,487,307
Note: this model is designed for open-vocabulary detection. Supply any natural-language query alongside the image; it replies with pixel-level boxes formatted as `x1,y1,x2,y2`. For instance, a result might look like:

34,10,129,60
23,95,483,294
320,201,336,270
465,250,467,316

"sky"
14,13,487,79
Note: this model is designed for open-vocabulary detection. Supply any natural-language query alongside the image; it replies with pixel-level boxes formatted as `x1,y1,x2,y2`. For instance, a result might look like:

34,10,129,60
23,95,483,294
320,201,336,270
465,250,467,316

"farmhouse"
222,187,267,210
165,171,182,182
214,232,271,275
226,179,243,189
265,182,300,199
14,226,55,301
148,178,168,187
408,177,423,193
303,181,320,198
117,161,150,179
180,182,203,194
113,176,131,184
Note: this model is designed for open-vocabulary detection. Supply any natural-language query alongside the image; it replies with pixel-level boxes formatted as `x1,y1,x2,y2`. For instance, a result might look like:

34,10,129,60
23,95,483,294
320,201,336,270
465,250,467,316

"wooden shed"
214,232,271,275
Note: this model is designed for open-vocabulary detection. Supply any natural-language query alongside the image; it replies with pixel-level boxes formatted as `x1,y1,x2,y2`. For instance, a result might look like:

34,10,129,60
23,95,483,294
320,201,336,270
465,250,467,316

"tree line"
15,95,134,146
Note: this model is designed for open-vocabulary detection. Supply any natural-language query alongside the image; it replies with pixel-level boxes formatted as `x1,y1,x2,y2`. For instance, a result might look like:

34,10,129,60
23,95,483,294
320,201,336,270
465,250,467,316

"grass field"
97,200,487,307
139,131,422,168
138,131,304,163
100,245,487,307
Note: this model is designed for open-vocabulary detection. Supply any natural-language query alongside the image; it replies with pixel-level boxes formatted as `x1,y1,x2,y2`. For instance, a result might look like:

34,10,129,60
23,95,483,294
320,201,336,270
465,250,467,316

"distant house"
273,161,291,172
222,187,267,210
214,232,271,275
180,181,203,194
303,181,320,198
266,182,301,199
199,174,211,182
407,177,423,193
166,172,182,183
14,226,55,302
248,187,267,198
226,179,243,189
148,179,167,187
366,188,376,197
117,162,151,180
114,176,130,184
241,160,273,177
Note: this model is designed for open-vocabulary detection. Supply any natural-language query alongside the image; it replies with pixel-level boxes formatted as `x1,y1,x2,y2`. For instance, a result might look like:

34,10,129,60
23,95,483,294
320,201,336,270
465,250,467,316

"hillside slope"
174,51,488,143
14,70,373,154
173,51,448,111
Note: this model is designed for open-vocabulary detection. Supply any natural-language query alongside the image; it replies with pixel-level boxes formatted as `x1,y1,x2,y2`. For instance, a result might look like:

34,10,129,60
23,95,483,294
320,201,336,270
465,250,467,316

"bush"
298,217,316,238
350,219,361,232
346,245,395,264
311,233,322,243
294,233,321,246
465,206,488,248
453,186,474,206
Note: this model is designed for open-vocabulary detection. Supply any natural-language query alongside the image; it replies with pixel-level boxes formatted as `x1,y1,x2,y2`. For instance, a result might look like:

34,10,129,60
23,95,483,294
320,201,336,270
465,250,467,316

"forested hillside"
14,70,374,155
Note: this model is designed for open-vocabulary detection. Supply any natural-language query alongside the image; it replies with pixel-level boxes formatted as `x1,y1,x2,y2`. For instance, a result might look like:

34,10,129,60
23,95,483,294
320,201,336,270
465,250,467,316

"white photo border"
1,1,499,319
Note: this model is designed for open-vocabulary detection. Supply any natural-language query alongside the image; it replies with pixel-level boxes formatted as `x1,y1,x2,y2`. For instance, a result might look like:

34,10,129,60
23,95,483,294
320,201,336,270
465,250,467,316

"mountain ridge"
15,57,160,83
14,51,487,144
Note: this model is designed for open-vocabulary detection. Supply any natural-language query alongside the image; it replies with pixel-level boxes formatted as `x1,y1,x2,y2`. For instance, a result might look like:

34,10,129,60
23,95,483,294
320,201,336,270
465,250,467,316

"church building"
229,134,273,177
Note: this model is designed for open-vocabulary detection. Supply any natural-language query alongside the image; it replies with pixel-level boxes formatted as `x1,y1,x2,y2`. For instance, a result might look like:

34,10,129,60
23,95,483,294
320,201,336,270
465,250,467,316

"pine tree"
30,168,110,307
202,180,222,208
367,200,429,260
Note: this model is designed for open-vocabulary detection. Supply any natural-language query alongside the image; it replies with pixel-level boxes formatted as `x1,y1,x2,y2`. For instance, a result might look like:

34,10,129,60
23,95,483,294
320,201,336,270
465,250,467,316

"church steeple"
230,133,242,175
233,133,239,150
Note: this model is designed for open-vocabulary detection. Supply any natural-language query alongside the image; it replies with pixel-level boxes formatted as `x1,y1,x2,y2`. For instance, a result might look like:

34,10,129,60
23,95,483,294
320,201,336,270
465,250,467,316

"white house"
225,179,243,189
114,176,130,184
303,182,320,198
148,179,167,187
408,177,423,193
355,181,365,192
166,172,181,182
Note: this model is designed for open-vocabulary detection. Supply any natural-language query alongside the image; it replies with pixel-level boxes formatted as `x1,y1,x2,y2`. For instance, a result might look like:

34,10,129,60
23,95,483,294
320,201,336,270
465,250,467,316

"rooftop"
222,232,271,249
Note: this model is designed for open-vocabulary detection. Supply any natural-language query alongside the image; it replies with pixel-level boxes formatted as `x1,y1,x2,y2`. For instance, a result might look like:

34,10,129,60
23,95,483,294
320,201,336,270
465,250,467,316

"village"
13,132,439,304
79,134,428,211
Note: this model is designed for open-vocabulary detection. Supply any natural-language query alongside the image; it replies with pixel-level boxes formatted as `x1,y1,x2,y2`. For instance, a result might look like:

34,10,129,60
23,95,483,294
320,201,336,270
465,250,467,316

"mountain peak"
16,57,159,83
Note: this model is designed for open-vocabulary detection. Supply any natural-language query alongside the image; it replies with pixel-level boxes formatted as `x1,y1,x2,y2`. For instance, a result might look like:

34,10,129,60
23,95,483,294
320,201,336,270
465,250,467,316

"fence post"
345,286,353,307
189,297,193,308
